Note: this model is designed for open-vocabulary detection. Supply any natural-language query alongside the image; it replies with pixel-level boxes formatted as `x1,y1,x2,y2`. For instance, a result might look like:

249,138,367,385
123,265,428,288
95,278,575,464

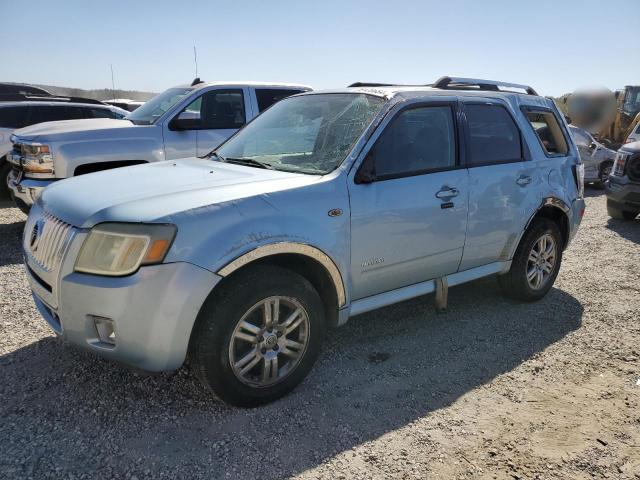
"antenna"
110,64,116,101
193,46,198,78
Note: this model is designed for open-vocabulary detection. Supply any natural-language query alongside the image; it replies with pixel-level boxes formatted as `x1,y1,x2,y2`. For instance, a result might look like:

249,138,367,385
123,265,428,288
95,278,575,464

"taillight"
612,152,628,176
572,163,585,198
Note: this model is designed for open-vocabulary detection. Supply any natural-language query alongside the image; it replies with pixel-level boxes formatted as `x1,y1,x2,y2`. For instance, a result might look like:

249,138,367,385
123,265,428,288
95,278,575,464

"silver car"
569,125,617,186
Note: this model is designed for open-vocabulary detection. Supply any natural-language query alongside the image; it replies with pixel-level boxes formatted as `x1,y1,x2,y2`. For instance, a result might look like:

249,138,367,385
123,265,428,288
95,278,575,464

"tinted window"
465,104,521,165
256,89,303,112
85,107,117,119
524,110,568,156
372,106,456,178
179,90,245,130
30,105,70,124
65,106,87,120
0,106,30,128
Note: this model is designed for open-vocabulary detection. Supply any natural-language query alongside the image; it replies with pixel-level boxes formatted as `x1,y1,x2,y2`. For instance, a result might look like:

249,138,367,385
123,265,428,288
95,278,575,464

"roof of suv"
0,101,119,109
305,77,553,108
185,81,313,91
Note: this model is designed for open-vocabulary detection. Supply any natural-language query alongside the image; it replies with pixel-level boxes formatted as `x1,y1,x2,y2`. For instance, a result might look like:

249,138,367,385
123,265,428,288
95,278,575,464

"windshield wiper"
222,157,274,170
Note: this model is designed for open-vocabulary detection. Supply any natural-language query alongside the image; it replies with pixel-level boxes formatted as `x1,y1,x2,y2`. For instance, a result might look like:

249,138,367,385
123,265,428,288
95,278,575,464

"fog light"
93,316,116,346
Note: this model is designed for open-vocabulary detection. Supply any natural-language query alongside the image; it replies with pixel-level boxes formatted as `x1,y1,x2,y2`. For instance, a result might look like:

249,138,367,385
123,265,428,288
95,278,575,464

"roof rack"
0,93,105,105
432,76,538,96
348,82,399,88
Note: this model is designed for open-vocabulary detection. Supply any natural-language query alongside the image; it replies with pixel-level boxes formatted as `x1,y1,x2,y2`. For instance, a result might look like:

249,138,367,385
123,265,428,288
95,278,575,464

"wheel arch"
216,243,346,328
523,197,571,250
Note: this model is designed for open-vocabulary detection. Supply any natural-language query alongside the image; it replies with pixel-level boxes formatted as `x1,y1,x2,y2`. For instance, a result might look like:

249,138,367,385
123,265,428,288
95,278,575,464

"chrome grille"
24,212,74,272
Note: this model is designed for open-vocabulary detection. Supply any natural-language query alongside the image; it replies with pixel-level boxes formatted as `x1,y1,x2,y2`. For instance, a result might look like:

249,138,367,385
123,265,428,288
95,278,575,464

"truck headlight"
20,143,54,174
75,223,177,276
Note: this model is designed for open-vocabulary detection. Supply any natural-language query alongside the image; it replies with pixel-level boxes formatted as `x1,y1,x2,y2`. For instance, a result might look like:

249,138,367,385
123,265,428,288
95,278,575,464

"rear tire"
499,218,563,302
190,265,326,407
607,199,638,221
596,161,613,188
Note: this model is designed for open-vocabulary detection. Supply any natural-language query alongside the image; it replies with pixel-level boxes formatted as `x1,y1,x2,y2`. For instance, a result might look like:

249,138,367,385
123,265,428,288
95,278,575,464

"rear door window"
0,106,30,128
256,89,304,112
464,104,522,166
523,109,569,156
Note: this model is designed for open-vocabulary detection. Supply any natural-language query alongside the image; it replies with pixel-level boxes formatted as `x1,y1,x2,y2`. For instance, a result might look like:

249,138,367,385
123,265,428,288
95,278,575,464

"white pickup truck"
7,80,310,212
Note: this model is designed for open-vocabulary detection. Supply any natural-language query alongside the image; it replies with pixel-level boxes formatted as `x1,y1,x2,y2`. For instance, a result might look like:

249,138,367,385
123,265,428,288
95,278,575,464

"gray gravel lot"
0,192,639,479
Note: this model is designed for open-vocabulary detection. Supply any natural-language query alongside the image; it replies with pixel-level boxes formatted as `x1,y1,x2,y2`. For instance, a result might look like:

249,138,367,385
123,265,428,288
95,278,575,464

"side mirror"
169,111,201,131
355,151,377,184
589,142,598,152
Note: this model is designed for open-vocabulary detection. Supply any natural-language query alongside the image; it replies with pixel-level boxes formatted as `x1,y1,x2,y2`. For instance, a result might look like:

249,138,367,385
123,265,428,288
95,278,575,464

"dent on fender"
217,242,346,308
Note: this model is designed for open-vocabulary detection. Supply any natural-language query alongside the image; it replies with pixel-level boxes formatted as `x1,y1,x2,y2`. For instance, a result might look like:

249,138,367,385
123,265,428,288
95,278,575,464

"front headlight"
20,142,54,174
75,223,177,276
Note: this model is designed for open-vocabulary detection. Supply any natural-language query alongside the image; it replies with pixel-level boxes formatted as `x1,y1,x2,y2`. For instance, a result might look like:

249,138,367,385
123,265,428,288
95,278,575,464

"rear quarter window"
523,109,569,156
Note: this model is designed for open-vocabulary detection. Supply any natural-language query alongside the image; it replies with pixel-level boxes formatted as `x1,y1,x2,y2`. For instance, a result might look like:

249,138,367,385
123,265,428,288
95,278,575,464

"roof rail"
0,93,105,104
348,82,398,88
432,76,538,96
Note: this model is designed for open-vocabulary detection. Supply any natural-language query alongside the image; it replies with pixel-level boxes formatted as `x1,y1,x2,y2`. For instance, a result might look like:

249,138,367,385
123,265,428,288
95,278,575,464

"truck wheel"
190,265,326,407
607,199,638,221
0,159,11,200
498,218,563,302
597,161,613,188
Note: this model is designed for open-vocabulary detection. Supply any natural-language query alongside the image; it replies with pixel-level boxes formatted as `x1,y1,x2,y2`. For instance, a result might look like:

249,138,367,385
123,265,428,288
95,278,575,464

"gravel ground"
0,191,638,480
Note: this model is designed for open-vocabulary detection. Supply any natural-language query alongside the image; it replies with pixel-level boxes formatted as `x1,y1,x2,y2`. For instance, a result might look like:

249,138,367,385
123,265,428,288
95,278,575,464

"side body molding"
217,242,347,308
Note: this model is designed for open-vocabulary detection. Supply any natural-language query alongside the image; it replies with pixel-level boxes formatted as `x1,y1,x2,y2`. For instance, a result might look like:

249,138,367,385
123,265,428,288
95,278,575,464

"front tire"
499,218,563,302
190,265,326,407
607,199,638,221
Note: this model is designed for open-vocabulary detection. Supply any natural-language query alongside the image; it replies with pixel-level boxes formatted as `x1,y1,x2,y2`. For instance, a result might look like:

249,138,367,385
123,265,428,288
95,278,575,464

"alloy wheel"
526,233,557,290
229,296,310,387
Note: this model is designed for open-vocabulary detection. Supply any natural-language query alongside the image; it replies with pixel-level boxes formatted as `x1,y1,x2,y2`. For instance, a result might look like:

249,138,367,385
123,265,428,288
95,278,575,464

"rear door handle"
516,175,532,186
435,187,459,199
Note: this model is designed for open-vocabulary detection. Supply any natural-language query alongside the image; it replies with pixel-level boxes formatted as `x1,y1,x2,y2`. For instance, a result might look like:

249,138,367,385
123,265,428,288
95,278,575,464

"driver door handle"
435,187,459,199
516,175,532,186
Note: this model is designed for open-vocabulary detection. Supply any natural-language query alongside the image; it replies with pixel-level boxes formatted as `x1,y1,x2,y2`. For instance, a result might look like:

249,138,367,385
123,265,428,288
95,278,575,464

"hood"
13,118,135,141
39,158,320,228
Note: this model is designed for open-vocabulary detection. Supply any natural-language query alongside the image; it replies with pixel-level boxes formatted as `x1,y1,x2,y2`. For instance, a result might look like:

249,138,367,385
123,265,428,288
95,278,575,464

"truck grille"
24,211,74,272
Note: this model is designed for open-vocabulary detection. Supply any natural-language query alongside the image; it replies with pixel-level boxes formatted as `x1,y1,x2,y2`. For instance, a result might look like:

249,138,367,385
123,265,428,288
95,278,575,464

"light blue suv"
23,77,585,406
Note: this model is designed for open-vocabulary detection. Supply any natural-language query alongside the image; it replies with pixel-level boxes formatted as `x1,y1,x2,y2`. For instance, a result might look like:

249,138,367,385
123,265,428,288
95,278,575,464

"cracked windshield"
216,93,384,174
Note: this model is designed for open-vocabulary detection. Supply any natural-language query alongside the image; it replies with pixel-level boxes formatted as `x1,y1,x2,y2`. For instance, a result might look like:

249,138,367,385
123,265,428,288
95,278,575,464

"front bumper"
24,211,221,371
7,169,56,207
605,176,640,209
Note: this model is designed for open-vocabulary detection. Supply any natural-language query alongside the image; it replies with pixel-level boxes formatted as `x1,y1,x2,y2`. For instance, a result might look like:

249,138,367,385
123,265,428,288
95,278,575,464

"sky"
0,0,638,97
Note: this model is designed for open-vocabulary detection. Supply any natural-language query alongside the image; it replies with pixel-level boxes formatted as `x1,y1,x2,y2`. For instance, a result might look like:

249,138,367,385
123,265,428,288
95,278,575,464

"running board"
348,261,511,317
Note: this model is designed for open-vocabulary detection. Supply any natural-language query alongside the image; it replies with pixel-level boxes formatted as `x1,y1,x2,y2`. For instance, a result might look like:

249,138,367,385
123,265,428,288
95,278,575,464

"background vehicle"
606,141,640,220
557,86,640,150
569,125,617,186
22,77,585,406
0,101,128,199
0,83,51,96
7,80,311,211
103,98,145,111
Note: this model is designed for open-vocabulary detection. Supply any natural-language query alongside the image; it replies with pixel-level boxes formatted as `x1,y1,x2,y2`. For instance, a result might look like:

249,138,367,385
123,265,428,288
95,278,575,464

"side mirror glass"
355,151,377,184
589,142,598,152
169,111,201,131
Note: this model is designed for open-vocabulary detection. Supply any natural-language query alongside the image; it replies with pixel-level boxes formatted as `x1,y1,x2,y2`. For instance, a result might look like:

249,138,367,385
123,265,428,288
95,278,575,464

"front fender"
162,177,352,304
